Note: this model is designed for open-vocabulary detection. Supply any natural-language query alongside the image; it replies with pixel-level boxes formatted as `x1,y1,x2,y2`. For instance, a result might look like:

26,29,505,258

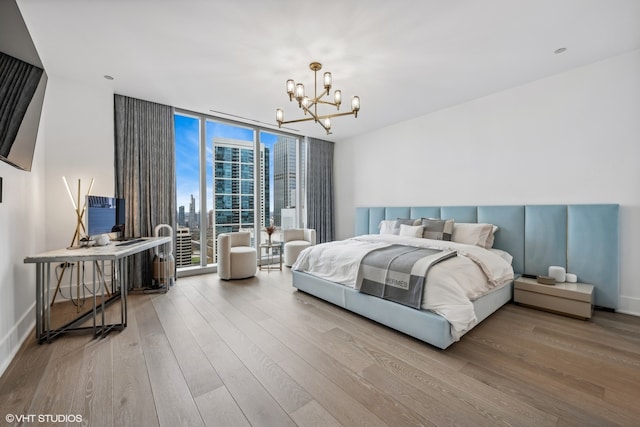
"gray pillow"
421,218,454,241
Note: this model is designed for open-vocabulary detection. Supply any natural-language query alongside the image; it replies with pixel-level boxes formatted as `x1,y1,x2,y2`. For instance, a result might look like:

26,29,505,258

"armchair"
217,231,257,280
283,228,316,267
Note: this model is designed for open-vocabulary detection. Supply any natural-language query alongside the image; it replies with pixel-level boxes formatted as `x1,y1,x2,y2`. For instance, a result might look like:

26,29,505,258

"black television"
0,0,48,171
86,196,125,239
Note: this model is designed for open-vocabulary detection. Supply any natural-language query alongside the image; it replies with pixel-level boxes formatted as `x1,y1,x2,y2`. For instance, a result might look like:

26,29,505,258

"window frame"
174,109,303,277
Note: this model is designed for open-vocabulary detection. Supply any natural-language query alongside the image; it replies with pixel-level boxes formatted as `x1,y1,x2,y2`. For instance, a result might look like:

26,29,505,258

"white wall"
0,75,114,376
335,50,640,315
0,119,45,377
43,76,115,251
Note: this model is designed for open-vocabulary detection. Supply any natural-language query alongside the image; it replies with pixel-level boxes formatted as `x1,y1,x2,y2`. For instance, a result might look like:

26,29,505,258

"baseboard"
617,295,640,317
0,302,36,379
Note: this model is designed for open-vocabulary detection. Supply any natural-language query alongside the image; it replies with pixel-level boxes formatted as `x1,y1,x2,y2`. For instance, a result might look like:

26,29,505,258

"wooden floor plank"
135,295,205,427
290,399,343,427
111,295,160,427
151,293,224,398
68,338,114,426
194,385,251,427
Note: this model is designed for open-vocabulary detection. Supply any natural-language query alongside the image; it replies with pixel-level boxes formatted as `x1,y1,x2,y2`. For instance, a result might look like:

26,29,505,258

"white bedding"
292,234,514,339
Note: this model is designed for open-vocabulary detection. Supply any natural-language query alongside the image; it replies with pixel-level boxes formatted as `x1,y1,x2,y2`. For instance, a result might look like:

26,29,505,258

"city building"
273,135,297,227
175,226,193,267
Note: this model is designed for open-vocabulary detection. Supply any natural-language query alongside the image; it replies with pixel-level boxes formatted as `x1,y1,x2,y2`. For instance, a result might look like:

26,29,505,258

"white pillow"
379,220,396,235
399,224,423,238
452,223,495,248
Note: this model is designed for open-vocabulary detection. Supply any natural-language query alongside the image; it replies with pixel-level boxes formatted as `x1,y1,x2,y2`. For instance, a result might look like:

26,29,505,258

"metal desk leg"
100,259,106,338
119,258,127,327
35,262,42,342
123,259,128,327
92,261,97,337
45,262,51,342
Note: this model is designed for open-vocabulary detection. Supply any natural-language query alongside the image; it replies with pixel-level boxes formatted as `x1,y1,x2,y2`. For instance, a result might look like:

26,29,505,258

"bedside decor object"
566,273,578,283
276,61,360,134
548,265,566,283
536,275,556,285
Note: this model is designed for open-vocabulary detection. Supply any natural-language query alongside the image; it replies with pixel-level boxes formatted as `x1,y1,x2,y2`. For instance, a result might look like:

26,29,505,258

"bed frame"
292,204,619,349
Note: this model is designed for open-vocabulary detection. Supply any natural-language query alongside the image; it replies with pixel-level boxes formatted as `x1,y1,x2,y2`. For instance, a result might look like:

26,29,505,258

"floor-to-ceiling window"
175,111,303,273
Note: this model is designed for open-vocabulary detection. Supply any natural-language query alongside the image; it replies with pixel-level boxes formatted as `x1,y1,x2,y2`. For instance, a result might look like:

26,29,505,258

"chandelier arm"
316,100,339,107
301,104,320,122
314,111,357,120
279,116,318,125
280,110,356,125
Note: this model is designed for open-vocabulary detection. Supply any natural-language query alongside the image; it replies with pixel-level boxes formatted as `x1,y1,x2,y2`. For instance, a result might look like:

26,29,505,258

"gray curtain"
114,94,176,288
306,137,334,243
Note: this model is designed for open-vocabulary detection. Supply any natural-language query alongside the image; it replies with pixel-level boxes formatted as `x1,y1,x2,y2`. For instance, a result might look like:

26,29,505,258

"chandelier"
276,62,360,134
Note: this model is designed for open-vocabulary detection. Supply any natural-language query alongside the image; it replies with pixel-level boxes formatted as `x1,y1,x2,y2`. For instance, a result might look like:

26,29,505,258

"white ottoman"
229,246,258,279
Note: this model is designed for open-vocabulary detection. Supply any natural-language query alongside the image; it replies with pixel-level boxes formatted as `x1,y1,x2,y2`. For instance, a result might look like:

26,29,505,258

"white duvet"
292,234,514,339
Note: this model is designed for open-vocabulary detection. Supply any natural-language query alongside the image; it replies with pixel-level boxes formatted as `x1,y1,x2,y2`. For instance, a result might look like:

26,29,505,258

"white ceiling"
16,0,640,141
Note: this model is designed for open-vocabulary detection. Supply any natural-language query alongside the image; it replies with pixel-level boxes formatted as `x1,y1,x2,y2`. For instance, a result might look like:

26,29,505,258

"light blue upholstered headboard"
355,204,619,309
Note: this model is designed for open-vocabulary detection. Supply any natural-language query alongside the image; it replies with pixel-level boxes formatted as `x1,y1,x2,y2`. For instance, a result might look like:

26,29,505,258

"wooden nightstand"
514,276,594,319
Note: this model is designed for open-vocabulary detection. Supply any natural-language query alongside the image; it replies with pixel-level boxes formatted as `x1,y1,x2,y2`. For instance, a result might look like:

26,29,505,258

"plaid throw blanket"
357,245,457,309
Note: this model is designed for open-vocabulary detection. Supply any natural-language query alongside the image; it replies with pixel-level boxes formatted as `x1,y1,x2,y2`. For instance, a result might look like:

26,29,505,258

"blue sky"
174,113,278,215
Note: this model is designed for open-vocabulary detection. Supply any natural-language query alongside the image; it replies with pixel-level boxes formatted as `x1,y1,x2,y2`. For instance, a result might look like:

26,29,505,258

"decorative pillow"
399,224,424,238
452,223,495,248
420,218,454,241
393,218,417,235
379,220,396,235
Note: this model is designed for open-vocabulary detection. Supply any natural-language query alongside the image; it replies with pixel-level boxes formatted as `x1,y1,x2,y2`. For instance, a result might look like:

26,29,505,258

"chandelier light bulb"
323,72,332,90
323,117,331,130
294,83,305,101
301,96,310,109
276,108,284,124
351,96,360,111
334,90,342,108
286,79,295,99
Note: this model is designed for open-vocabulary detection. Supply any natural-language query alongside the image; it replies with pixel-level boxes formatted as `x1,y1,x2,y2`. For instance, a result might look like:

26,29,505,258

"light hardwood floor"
1,268,640,426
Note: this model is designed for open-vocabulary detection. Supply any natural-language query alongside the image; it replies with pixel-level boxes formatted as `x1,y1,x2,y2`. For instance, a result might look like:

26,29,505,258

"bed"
292,204,619,349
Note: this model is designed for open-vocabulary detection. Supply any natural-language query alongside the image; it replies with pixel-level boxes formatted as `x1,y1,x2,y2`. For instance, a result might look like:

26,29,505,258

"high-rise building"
175,226,192,267
260,144,270,227
188,194,197,230
213,137,265,239
273,136,297,226
178,205,185,227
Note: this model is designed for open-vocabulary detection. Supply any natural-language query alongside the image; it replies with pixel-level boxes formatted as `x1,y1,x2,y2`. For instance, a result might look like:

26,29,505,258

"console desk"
24,237,171,343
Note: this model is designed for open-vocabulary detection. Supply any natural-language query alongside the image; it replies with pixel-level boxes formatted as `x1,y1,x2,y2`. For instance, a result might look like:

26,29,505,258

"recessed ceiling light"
554,47,567,54
103,75,114,80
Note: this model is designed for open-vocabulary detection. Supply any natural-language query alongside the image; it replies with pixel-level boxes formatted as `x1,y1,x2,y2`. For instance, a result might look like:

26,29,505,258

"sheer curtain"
114,94,176,288
306,137,334,243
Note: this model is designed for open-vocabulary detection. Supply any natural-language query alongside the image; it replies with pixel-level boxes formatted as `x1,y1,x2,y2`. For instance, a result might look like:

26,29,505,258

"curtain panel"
114,94,176,288
306,137,334,243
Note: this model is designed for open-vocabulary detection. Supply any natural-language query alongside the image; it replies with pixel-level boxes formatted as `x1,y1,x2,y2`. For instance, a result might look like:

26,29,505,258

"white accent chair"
217,231,257,280
283,228,316,267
